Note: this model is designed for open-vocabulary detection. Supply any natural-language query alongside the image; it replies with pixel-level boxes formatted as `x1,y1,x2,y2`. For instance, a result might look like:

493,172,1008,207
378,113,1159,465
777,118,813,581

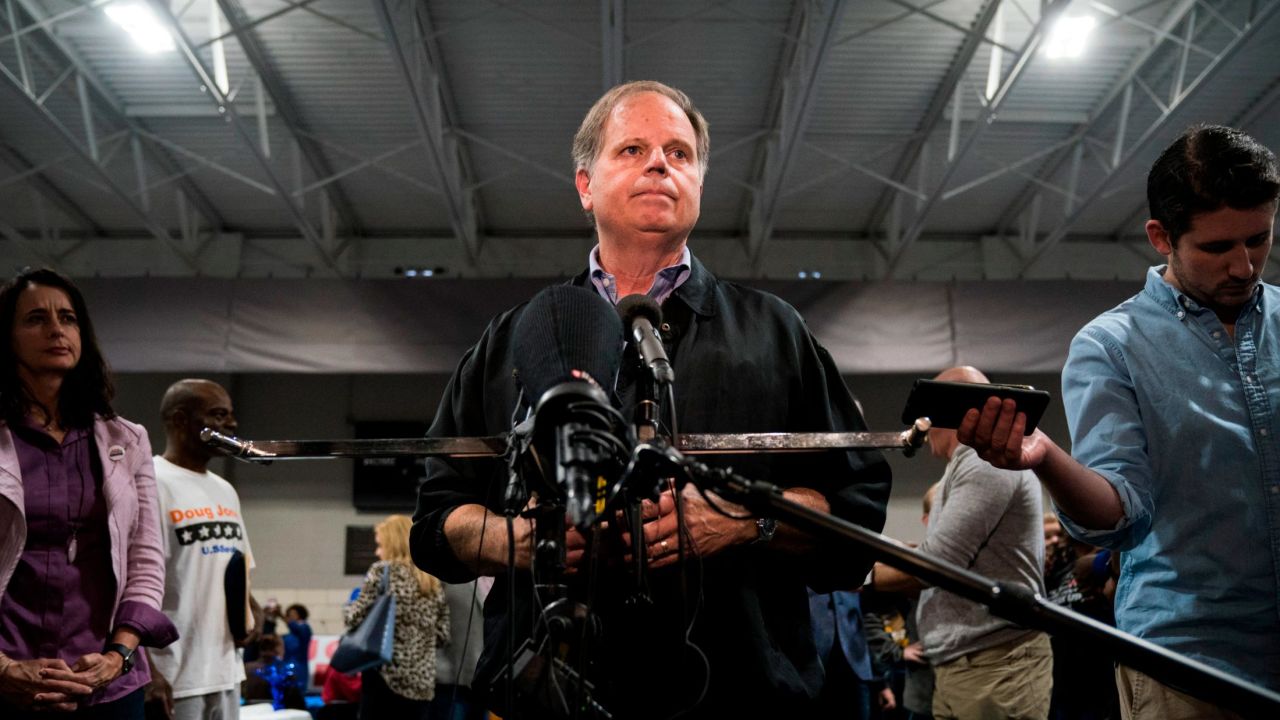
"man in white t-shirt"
149,379,253,720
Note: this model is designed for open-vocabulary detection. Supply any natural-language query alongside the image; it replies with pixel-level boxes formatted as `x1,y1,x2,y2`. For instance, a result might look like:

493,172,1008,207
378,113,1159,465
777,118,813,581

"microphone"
616,294,674,385
512,286,629,530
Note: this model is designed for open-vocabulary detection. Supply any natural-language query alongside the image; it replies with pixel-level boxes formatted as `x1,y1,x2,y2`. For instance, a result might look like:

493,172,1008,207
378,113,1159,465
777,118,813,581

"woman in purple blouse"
0,269,177,718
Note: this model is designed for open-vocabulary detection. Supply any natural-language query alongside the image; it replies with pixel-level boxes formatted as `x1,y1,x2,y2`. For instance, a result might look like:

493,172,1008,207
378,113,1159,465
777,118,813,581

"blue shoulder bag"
329,564,397,673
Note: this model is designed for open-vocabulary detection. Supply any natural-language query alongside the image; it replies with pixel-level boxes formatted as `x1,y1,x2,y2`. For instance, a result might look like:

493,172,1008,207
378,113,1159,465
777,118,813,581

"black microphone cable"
653,349,710,719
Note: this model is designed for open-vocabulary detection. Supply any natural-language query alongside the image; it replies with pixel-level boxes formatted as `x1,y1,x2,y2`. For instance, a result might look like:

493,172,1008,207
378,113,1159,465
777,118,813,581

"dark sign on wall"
344,525,378,576
351,421,428,512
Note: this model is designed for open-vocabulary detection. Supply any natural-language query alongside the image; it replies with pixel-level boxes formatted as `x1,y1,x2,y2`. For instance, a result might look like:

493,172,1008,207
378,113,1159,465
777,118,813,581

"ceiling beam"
601,0,624,91
744,0,850,265
370,0,480,262
214,0,363,235
1231,73,1280,131
0,0,110,48
864,0,1002,236
150,0,342,275
993,0,1200,236
883,0,1071,277
1108,24,1280,239
0,214,59,268
0,141,101,234
883,0,1017,52
1020,0,1280,275
11,0,226,231
197,0,322,50
0,59,199,271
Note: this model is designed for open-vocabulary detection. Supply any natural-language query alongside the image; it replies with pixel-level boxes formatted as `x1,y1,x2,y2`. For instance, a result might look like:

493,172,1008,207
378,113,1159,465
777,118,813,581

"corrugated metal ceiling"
0,0,1277,279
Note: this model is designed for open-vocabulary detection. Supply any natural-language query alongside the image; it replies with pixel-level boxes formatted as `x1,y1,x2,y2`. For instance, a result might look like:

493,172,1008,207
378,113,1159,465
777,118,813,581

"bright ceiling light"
1043,15,1097,60
105,3,175,53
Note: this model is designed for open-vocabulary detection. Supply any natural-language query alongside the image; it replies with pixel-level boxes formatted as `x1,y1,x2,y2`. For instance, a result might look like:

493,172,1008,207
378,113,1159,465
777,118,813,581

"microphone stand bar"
201,421,930,462
200,429,508,462
692,462,1280,718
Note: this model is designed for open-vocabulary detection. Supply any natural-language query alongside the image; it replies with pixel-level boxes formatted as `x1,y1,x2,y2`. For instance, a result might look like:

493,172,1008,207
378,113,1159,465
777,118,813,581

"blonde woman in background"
344,514,449,720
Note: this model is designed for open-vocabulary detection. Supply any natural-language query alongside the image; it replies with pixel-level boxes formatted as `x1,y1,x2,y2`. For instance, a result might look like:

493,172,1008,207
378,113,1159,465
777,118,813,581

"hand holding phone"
901,380,1051,435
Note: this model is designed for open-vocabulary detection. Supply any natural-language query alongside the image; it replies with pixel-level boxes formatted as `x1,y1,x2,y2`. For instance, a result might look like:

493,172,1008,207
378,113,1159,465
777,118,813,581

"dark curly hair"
0,268,115,428
1148,125,1280,243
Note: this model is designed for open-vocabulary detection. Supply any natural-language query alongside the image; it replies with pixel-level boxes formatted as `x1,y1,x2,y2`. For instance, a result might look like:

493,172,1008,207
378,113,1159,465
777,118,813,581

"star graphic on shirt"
228,524,239,538
199,526,210,539
181,530,193,543
212,524,223,537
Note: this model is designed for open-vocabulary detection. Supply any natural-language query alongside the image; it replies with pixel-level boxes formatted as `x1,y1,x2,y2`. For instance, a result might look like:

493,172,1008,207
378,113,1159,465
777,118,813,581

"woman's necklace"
64,426,86,564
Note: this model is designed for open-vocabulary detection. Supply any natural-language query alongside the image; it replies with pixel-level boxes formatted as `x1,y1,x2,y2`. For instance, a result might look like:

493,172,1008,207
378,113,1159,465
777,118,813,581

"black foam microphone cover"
513,285,624,402
616,293,663,328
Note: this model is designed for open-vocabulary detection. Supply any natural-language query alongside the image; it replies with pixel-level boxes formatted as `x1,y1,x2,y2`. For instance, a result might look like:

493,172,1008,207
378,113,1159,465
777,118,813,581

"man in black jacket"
411,80,891,719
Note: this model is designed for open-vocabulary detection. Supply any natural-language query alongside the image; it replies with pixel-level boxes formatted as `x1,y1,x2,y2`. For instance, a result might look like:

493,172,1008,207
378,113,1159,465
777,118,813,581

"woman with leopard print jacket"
345,514,449,720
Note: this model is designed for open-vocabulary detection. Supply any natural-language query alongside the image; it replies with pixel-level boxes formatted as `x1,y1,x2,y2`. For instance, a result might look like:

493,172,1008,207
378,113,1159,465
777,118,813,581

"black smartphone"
900,379,1051,435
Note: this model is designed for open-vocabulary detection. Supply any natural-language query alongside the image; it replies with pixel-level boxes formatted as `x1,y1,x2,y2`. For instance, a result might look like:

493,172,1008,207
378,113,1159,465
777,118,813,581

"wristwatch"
753,517,777,544
104,643,135,673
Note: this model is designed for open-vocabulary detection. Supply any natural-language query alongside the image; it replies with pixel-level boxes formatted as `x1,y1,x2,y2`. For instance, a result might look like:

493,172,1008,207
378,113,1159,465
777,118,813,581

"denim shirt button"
1176,311,1185,319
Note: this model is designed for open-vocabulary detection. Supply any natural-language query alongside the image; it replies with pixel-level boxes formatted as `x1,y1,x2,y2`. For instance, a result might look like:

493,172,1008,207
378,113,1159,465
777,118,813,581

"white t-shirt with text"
149,456,254,698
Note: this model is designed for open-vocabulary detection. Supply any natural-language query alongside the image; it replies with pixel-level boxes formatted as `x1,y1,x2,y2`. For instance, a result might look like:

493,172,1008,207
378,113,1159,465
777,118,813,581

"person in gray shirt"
430,580,487,720
873,366,1051,720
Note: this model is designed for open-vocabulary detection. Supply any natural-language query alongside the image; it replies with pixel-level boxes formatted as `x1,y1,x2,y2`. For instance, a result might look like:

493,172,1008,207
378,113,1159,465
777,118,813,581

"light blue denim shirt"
1060,265,1280,688
587,244,691,305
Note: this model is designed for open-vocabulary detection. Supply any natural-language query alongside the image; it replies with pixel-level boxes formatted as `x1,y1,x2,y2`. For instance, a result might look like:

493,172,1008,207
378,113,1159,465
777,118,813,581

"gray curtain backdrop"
82,277,1138,374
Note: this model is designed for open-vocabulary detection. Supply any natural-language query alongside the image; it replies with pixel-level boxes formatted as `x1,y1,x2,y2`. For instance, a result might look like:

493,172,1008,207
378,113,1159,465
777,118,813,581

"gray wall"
116,370,1067,594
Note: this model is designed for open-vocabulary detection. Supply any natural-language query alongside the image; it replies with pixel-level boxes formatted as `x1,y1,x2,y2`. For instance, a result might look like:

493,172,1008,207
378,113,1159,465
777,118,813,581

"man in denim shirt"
959,125,1278,719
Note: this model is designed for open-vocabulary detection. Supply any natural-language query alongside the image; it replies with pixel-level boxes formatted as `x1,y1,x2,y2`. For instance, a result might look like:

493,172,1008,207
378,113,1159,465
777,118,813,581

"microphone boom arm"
670,449,1280,719
200,420,932,462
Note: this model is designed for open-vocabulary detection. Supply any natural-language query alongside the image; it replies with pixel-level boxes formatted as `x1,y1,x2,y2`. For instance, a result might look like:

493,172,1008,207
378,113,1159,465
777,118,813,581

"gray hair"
571,80,710,178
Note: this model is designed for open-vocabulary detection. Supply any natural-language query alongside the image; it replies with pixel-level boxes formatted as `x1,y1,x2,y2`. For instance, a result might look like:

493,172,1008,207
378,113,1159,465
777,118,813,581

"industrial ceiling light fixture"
104,3,175,53
1043,15,1097,59
394,266,446,278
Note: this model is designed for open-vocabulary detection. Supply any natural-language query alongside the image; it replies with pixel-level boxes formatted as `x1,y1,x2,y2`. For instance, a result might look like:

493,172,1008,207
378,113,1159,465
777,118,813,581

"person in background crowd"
0,268,178,718
266,603,311,692
1043,513,1120,720
148,379,254,720
900,482,939,720
874,367,1051,719
862,586,910,718
431,579,487,720
346,514,448,720
809,585,882,719
246,598,281,664
241,635,283,703
1042,513,1065,571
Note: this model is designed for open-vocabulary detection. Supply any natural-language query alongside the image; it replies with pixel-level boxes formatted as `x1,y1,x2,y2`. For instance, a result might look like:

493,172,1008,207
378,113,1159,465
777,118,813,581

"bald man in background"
149,380,253,720
872,367,1050,720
